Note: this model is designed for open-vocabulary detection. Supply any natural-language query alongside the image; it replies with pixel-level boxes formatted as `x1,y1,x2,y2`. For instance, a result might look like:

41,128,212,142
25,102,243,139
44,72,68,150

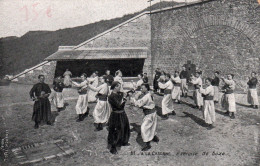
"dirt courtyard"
0,83,259,166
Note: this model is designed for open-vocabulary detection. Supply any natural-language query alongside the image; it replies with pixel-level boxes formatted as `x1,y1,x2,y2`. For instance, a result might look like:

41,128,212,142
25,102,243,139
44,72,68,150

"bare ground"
0,83,259,166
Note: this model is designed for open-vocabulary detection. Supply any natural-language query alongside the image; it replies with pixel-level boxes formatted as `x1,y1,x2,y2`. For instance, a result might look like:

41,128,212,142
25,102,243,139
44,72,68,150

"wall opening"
54,59,145,78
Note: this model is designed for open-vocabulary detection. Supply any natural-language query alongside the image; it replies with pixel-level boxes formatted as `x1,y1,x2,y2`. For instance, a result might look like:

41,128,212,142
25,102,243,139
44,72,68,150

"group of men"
153,67,259,129
29,69,154,154
29,66,259,154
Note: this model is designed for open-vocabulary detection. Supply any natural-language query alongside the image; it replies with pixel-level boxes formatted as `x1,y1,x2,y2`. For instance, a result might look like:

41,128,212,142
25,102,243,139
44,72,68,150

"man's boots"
152,135,159,143
76,114,83,122
34,122,39,129
142,142,151,151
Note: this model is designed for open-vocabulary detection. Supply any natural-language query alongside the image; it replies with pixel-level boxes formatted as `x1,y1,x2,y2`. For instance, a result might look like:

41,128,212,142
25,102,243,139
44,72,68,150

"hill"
0,1,182,78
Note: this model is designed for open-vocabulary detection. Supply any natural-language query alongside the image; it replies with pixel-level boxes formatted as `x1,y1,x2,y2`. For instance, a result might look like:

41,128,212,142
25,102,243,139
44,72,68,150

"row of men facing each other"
35,69,259,124
155,70,259,121
29,70,259,154
154,68,259,108
62,69,149,88
29,74,157,153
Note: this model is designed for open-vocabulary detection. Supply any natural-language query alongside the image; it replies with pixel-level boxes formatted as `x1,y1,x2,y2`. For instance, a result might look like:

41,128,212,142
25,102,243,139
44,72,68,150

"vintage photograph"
0,0,259,165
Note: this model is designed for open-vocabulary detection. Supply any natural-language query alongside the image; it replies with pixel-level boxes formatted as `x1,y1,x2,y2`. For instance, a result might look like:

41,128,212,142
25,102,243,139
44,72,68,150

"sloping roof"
73,0,213,50
10,61,49,80
45,47,148,61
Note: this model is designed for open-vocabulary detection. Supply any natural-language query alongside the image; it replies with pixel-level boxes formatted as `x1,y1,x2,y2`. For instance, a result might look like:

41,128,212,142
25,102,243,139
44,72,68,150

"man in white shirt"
191,72,203,109
221,74,236,119
131,83,159,151
171,71,182,104
158,73,175,120
200,78,215,130
88,75,111,131
114,70,124,92
72,73,89,122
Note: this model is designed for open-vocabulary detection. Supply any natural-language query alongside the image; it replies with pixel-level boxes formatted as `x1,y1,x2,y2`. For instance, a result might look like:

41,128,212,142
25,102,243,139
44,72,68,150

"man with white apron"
171,71,182,104
200,78,215,130
191,72,203,109
52,76,65,112
114,70,124,92
247,72,259,109
131,83,159,151
158,73,175,120
221,74,236,119
72,73,89,122
88,76,111,131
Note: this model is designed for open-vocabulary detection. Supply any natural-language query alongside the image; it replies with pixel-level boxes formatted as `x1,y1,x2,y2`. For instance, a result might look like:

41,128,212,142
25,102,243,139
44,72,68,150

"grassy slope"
0,1,181,78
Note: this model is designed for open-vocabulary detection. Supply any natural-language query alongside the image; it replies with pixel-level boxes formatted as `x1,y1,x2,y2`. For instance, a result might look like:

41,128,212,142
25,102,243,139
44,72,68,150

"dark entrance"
55,59,145,78
183,60,196,82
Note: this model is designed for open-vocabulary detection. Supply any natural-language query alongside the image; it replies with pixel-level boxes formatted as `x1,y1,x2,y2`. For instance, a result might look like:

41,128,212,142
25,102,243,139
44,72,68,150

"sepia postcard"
0,0,259,165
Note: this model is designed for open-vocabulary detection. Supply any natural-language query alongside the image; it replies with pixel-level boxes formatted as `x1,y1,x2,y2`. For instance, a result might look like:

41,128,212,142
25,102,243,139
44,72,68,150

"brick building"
12,0,260,92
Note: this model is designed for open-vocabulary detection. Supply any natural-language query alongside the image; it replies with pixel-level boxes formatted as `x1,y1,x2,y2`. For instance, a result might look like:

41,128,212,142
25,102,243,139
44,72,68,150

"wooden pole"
148,0,154,14
159,0,161,11
150,0,151,14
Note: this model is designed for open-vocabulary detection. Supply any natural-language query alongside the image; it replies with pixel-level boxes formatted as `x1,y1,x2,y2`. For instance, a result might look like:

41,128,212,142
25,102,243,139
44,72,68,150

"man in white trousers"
131,83,159,151
72,73,89,122
200,78,215,130
158,73,175,120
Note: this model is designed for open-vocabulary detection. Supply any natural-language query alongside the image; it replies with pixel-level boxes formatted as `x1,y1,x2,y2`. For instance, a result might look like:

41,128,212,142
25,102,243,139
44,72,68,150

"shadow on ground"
50,112,59,124
180,100,195,108
130,123,145,148
182,112,208,128
215,109,229,117
236,102,252,108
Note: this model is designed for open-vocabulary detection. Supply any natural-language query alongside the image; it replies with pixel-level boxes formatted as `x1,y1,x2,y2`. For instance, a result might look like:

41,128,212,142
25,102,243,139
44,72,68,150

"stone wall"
78,14,152,82
13,61,57,85
151,0,260,92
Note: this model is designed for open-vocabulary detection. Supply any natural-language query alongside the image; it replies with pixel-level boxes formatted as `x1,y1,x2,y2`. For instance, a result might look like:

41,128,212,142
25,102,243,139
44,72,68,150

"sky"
0,0,198,38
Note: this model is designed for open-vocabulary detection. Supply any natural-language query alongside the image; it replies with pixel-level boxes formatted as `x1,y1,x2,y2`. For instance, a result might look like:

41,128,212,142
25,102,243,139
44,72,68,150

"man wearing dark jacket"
104,70,114,86
153,68,161,93
29,75,52,129
180,66,188,97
